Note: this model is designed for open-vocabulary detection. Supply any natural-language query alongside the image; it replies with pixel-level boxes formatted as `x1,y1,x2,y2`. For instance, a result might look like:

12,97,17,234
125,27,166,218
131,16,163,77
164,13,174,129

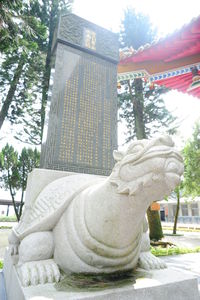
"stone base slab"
0,272,7,300
3,249,199,300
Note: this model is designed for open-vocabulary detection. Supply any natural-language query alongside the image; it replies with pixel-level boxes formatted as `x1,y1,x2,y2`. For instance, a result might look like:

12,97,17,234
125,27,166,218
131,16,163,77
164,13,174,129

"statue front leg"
17,231,60,286
138,217,166,270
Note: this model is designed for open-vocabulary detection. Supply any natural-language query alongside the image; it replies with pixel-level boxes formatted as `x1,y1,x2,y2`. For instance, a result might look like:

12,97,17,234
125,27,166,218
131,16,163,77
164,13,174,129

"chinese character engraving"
84,28,96,50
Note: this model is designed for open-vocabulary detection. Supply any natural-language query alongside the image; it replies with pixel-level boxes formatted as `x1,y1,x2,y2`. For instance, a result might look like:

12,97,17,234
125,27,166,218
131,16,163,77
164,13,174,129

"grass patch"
0,261,3,269
151,246,200,256
0,216,17,222
55,270,146,292
0,226,12,229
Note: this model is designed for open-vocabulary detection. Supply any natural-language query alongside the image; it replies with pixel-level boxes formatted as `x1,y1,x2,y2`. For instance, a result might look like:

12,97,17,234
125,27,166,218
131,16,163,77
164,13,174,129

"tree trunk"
133,78,146,139
6,205,10,216
0,54,24,131
173,189,180,234
8,178,20,222
41,46,51,141
147,207,163,240
19,162,25,219
19,191,24,220
41,2,56,140
128,79,146,139
128,78,163,240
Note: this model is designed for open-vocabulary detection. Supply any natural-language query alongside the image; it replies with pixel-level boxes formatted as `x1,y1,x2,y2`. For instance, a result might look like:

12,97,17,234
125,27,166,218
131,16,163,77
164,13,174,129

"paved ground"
163,230,200,248
161,253,200,294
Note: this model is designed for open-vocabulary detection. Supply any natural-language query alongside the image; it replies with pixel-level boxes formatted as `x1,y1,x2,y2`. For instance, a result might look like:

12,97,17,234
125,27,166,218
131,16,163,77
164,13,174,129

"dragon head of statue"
109,136,184,202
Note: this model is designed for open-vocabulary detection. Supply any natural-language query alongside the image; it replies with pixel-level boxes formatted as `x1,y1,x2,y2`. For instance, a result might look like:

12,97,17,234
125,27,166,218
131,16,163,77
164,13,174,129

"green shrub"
0,260,3,269
151,246,200,256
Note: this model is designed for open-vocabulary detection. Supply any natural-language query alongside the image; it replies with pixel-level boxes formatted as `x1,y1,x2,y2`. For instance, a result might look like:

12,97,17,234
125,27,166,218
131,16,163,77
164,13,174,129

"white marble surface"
8,136,184,286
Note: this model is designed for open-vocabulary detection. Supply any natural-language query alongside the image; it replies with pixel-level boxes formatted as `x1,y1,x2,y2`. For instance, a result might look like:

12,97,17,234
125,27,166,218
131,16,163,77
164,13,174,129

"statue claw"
17,259,60,287
138,252,167,270
9,244,19,255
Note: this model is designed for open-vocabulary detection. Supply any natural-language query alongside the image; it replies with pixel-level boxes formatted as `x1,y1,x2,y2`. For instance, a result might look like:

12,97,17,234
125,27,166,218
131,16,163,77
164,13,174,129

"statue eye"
166,161,179,173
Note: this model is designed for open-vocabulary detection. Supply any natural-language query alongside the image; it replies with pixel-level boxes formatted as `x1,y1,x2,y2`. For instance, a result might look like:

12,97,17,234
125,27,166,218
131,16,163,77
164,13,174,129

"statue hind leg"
16,231,60,286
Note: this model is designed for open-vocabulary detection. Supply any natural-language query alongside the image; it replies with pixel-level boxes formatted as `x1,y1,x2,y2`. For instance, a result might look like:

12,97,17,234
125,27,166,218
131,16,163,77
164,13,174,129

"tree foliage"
0,144,40,221
31,0,73,139
120,8,157,49
0,0,73,144
0,0,47,144
118,80,177,142
183,121,200,196
0,0,23,52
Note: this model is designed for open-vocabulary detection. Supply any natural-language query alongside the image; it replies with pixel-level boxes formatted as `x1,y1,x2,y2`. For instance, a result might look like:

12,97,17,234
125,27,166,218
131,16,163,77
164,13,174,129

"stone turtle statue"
9,135,183,286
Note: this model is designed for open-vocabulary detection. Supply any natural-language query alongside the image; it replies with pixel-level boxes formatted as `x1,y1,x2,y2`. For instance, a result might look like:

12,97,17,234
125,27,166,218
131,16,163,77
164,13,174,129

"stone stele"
3,136,199,300
40,13,118,176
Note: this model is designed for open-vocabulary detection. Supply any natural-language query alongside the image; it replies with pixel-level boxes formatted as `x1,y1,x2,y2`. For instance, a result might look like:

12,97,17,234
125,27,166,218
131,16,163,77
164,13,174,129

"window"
181,204,188,216
191,203,199,216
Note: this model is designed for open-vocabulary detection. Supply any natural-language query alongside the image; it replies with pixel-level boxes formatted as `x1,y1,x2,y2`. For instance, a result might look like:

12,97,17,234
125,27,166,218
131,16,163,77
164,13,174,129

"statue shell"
14,174,103,239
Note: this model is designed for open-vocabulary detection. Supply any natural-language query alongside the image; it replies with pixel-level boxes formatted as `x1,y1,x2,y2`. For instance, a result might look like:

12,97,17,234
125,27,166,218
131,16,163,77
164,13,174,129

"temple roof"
118,15,200,98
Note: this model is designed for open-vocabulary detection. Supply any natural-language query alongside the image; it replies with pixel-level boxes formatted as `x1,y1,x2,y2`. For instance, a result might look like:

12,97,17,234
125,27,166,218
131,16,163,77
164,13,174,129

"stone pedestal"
2,248,199,300
0,272,6,300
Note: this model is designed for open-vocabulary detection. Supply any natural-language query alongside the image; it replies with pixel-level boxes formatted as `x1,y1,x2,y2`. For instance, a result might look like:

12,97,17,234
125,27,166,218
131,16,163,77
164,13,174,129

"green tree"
0,144,40,221
30,0,73,139
120,8,157,49
118,81,176,142
183,121,200,196
0,0,23,52
0,0,45,53
0,0,73,144
0,1,47,144
119,8,177,240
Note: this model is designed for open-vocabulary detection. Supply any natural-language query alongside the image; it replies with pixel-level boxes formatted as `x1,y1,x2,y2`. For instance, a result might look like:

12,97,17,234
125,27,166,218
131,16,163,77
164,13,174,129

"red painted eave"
155,71,200,98
120,15,200,65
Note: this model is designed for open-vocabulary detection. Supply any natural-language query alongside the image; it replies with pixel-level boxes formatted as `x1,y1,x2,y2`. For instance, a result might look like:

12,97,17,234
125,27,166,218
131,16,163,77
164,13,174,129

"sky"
73,0,200,35
1,0,200,212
